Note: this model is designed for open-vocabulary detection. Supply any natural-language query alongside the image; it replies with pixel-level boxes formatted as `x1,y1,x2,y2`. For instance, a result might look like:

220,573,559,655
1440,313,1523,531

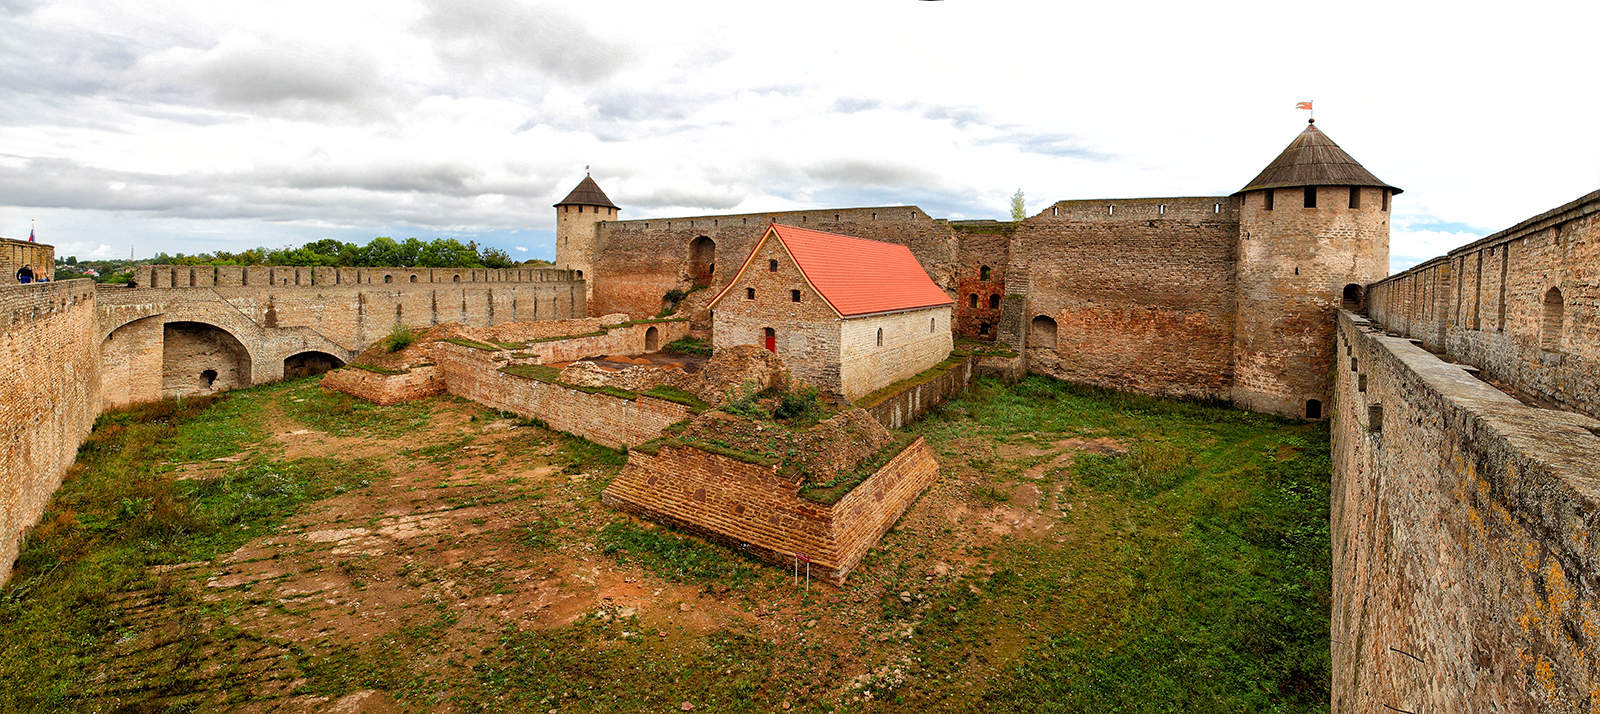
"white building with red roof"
706,223,954,401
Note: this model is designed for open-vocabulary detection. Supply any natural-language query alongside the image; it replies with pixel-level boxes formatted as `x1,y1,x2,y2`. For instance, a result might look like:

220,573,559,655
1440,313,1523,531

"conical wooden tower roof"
554,174,619,209
1237,121,1400,195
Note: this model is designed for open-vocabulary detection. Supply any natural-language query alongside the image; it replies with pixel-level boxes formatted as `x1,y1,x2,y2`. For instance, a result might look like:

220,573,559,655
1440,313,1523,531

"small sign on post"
796,552,811,593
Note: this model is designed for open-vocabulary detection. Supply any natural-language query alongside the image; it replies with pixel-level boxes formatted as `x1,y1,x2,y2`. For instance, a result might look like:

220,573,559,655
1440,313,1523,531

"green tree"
1009,188,1026,222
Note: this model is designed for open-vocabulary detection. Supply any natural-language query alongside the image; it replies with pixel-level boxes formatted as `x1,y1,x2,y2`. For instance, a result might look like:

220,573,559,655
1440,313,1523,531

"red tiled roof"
713,224,952,317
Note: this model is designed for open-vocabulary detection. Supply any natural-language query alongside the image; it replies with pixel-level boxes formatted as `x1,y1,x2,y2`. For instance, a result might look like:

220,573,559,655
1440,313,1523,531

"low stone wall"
319,365,443,406
436,343,692,448
1331,310,1600,713
1,280,99,585
514,319,689,364
860,353,977,429
602,437,940,584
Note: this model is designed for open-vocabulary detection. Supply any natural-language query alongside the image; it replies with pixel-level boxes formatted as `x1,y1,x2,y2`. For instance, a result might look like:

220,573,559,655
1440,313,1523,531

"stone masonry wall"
0,280,99,585
1366,190,1599,420
320,366,444,406
602,437,940,585
952,226,1010,340
1331,310,1600,712
591,207,957,318
1011,197,1239,401
838,307,953,402
710,232,844,394
864,353,977,429
435,343,691,448
0,237,54,285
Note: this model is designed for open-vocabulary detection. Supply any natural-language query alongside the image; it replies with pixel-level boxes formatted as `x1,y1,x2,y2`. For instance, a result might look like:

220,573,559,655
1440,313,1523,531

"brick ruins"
1,121,1597,710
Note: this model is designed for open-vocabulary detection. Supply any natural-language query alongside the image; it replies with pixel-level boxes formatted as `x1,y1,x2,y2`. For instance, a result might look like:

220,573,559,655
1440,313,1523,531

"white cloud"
0,0,1594,266
514,245,527,252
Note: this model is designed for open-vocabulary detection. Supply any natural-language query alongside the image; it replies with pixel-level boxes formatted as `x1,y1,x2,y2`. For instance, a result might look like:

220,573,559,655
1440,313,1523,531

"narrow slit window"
1382,190,1389,212
1349,186,1361,209
1264,190,1274,211
1304,186,1317,208
768,259,778,272
745,287,755,300
1158,204,1167,215
876,328,883,347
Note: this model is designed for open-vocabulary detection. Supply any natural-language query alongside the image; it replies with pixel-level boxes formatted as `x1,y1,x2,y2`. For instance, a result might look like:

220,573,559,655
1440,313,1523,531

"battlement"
605,205,933,231
0,279,96,329
134,265,580,289
1035,196,1238,222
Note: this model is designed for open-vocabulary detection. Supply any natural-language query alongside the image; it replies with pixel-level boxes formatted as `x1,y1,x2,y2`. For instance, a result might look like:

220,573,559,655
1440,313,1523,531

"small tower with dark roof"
1232,120,1400,418
554,172,619,303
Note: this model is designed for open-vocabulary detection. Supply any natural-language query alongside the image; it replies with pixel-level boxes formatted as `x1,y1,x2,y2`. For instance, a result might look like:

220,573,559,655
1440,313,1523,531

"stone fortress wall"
99,266,584,407
1,237,54,285
0,280,99,585
1330,191,1600,712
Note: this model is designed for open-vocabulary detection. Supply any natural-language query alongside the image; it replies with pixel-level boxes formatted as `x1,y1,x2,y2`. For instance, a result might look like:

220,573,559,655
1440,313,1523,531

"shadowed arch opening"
690,236,716,287
1341,283,1363,310
163,321,251,397
285,351,346,379
644,326,660,351
1306,399,1323,420
1542,287,1564,351
1030,315,1057,348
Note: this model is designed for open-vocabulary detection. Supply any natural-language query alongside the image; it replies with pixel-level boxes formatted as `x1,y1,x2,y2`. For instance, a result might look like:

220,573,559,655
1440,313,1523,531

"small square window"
745,287,755,300
790,289,801,302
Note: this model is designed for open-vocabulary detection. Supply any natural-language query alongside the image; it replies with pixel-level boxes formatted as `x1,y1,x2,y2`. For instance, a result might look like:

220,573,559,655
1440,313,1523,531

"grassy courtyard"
0,375,1330,712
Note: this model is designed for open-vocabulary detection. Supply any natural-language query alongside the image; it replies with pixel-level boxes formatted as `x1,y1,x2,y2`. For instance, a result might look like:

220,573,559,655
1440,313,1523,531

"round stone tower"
553,173,619,301
1232,120,1399,418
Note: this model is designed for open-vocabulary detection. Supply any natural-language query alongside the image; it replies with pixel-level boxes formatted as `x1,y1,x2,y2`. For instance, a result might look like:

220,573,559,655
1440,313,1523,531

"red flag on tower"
28,227,34,242
1295,101,1313,111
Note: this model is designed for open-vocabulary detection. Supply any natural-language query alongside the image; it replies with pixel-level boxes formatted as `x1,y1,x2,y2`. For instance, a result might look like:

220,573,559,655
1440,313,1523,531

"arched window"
452,274,461,283
980,265,991,281
384,274,393,284
1030,315,1057,347
969,294,978,308
929,317,936,333
409,274,418,282
645,326,660,351
1542,287,1564,351
1305,399,1323,420
876,328,883,347
988,294,1001,310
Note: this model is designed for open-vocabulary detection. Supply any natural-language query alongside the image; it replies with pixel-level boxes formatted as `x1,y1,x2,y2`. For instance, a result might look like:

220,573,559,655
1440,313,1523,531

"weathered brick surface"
0,237,54,285
1234,186,1391,416
319,366,444,406
587,207,957,318
952,227,1010,340
602,437,940,584
1010,197,1241,402
434,343,691,448
1366,191,1600,420
1331,310,1600,713
0,280,98,585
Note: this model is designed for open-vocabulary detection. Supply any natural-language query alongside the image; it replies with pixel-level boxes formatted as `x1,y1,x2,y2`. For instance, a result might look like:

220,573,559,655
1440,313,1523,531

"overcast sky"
2,0,1595,273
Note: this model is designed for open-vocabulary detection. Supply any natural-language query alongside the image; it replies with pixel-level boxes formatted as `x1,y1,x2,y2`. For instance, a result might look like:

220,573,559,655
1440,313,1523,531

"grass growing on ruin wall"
798,434,918,505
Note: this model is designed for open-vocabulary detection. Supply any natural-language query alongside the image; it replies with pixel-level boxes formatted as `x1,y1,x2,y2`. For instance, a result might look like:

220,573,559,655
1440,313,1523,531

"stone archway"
644,325,660,351
162,321,252,397
284,351,346,379
689,236,715,287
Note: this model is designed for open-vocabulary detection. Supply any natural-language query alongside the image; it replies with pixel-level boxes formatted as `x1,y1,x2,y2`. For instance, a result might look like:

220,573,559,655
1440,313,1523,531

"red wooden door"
763,328,776,352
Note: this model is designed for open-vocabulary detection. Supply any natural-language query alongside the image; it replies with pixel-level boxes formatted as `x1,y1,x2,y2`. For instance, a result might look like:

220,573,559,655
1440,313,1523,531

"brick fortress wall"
602,437,941,585
1008,197,1241,401
589,207,958,318
1365,190,1599,419
0,280,99,585
1331,310,1600,713
1,237,54,285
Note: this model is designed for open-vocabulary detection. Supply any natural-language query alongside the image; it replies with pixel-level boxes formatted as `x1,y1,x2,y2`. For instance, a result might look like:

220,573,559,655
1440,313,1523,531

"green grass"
596,521,757,588
0,383,388,712
664,336,712,357
280,380,433,437
799,434,917,505
347,362,406,375
894,375,1331,712
639,385,711,412
440,337,500,351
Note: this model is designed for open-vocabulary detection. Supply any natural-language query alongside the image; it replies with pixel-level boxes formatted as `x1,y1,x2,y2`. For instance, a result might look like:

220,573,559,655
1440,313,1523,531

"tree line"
151,237,527,269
